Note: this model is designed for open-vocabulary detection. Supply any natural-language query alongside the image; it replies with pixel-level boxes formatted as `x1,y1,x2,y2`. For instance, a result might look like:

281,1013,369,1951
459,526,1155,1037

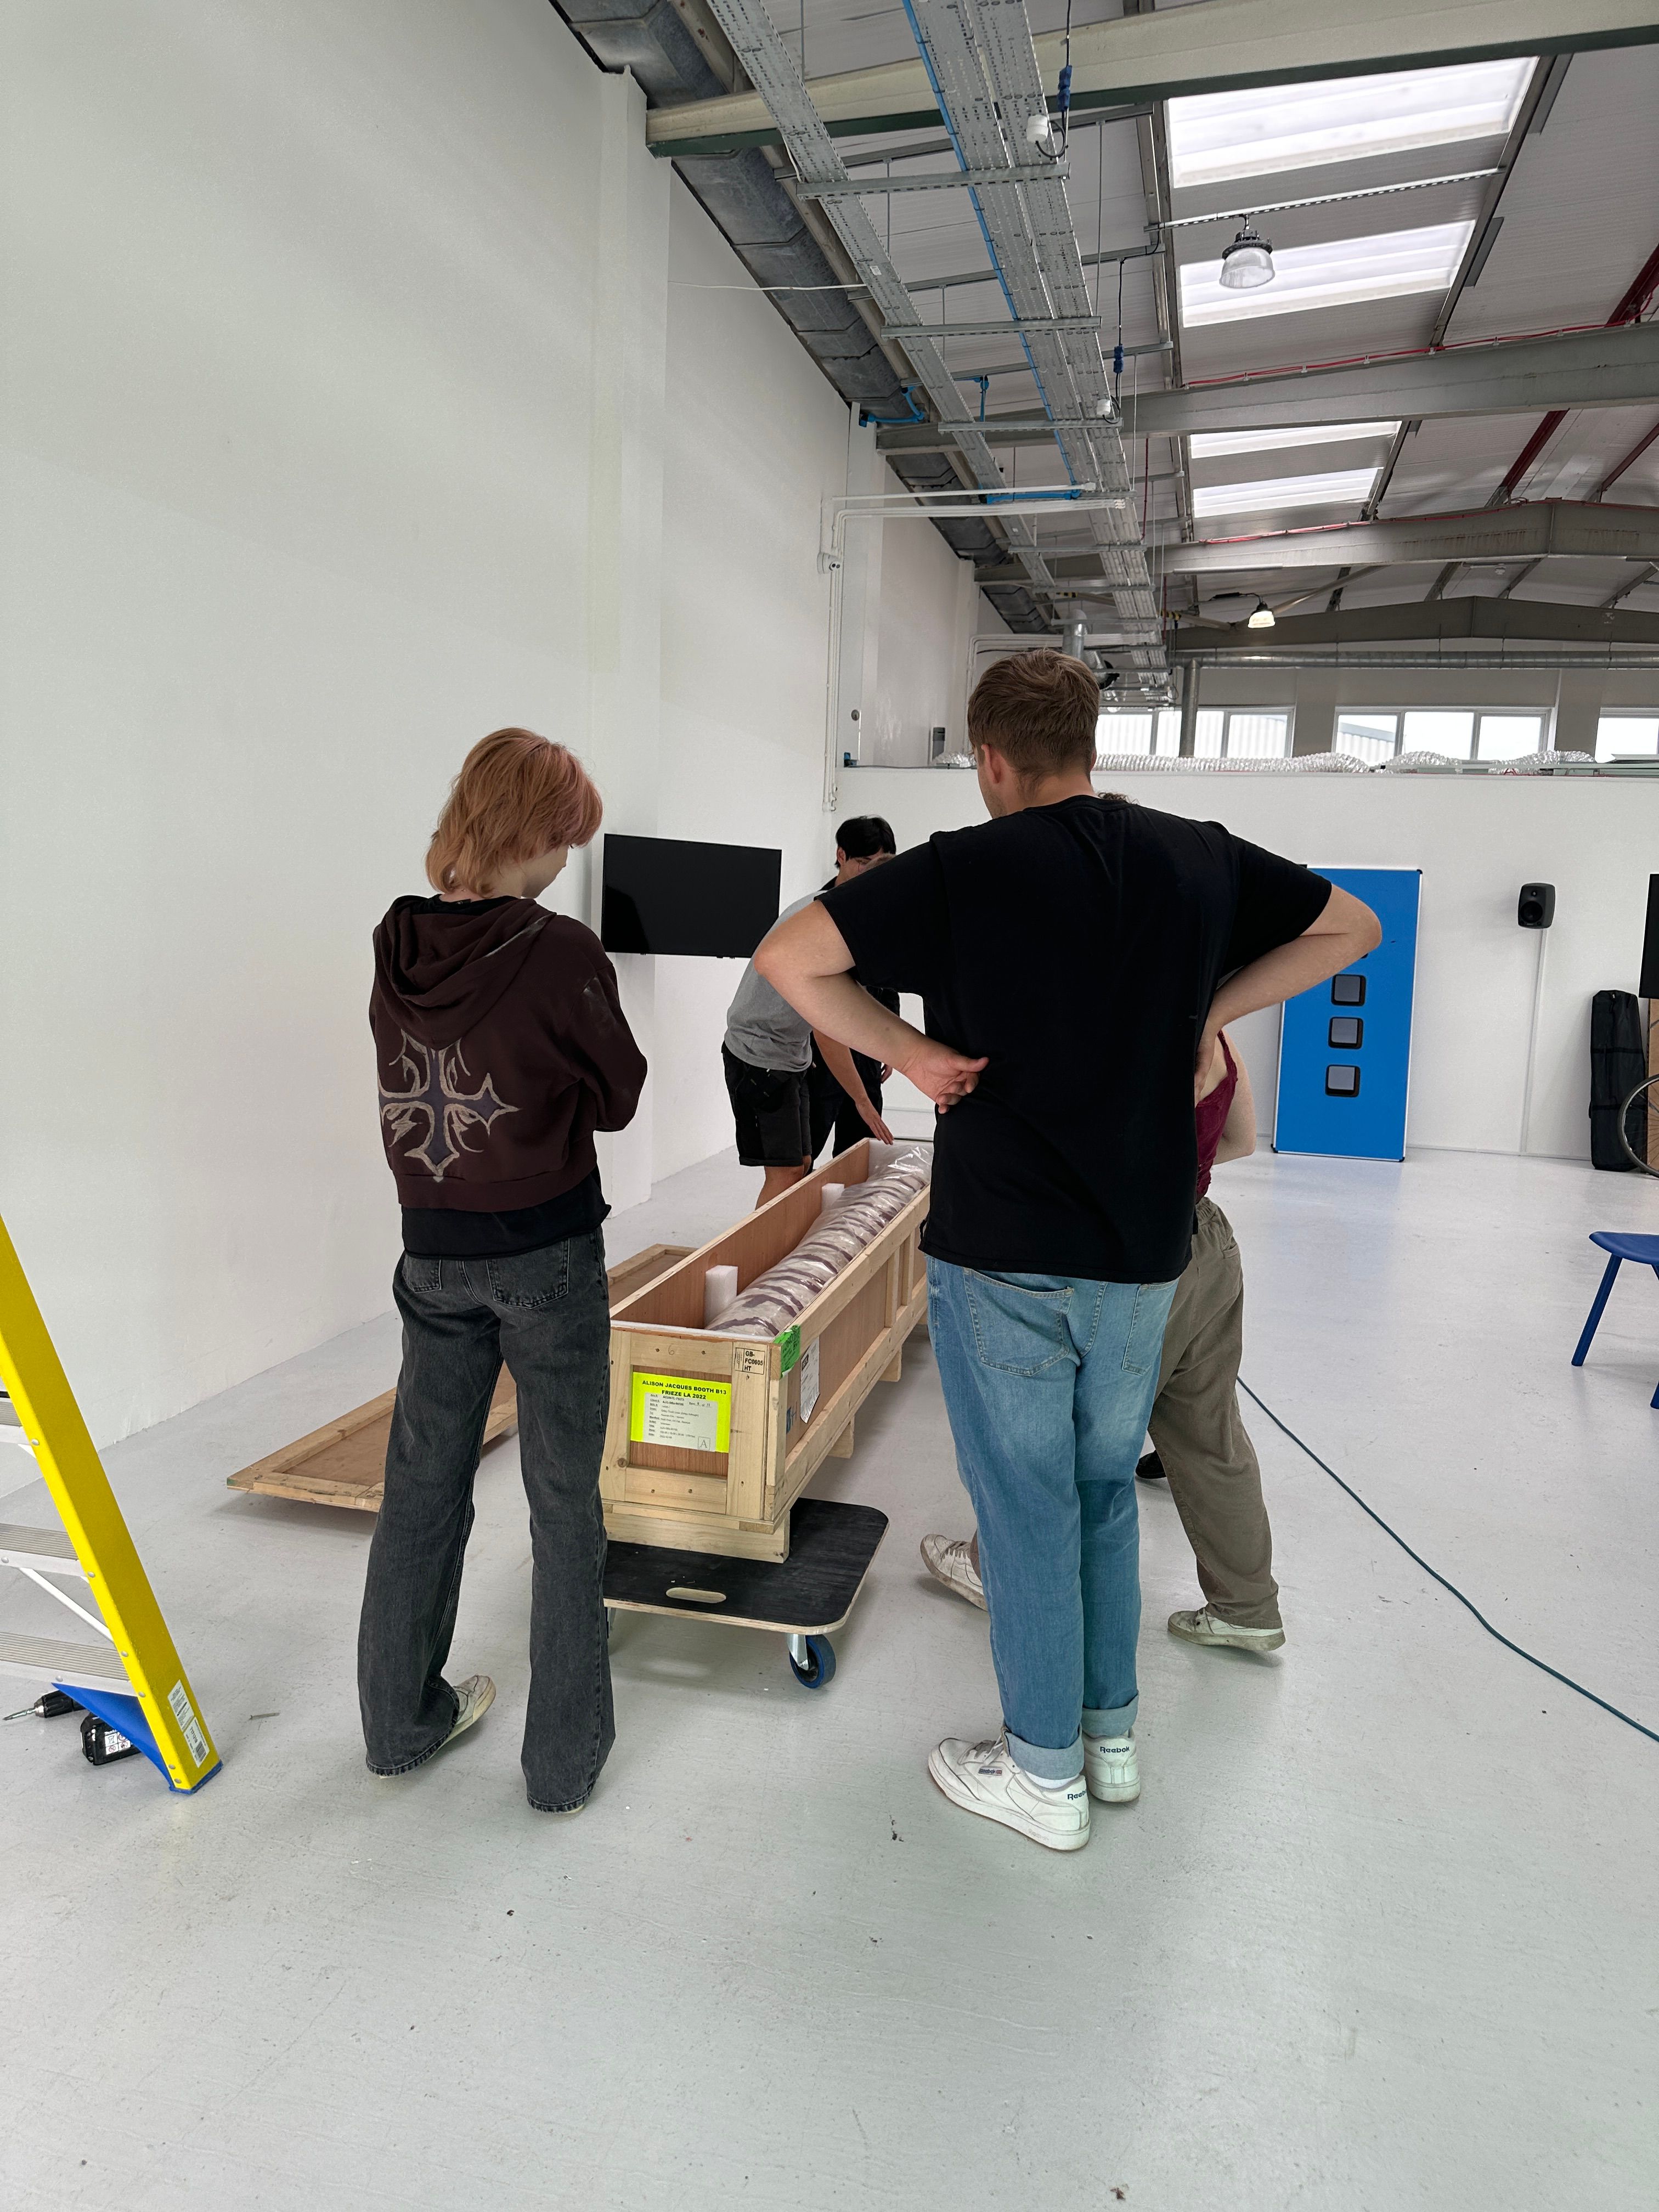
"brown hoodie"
370,895,646,1214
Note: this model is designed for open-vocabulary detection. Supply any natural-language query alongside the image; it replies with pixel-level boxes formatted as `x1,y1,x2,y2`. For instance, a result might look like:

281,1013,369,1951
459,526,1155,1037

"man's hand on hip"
901,1037,989,1111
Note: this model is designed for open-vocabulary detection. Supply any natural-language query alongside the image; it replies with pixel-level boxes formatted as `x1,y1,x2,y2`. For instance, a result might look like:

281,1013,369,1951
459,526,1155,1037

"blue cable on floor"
1237,1379,1659,1748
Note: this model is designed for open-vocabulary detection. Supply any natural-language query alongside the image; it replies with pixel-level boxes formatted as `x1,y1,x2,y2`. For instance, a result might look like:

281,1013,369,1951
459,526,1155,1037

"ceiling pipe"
549,0,1049,631
886,0,1165,673
692,0,1084,631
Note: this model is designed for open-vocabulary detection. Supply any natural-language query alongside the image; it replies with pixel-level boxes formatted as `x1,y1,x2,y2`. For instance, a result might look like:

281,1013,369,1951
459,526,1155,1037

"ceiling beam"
646,0,1659,156
974,501,1659,583
1168,597,1659,651
883,324,1659,453
1427,55,1566,350
1167,500,1659,576
1119,323,1659,442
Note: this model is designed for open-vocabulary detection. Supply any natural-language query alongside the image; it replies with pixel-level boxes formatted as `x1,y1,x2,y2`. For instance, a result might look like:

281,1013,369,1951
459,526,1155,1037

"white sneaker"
1084,1730,1140,1804
919,1533,987,1611
443,1674,496,1746
1169,1606,1285,1653
928,1732,1090,1852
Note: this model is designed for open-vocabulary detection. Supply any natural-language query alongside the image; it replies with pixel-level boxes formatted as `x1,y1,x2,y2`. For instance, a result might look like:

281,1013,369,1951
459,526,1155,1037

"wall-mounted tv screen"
600,834,782,959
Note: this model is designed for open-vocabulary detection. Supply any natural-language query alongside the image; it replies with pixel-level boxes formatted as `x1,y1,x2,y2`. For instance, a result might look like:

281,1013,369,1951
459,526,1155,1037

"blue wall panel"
1274,866,1420,1161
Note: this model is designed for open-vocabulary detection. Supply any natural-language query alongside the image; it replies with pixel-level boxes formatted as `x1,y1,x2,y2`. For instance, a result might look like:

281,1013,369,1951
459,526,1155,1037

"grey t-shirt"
724,893,819,1074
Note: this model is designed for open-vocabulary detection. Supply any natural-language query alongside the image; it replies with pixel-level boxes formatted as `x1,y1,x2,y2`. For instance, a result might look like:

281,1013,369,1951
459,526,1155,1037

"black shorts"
723,1045,812,1167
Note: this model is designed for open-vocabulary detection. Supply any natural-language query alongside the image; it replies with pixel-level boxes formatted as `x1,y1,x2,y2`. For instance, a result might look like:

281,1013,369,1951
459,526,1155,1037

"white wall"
0,4,847,1442
862,471,974,766
641,176,858,1185
839,769,1656,1161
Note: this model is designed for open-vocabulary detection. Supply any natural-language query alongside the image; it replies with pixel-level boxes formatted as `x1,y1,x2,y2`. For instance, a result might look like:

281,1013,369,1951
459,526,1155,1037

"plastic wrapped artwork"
719,1149,933,1340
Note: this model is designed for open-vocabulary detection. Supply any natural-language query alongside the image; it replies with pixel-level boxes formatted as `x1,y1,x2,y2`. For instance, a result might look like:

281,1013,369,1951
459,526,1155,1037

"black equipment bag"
1589,989,1646,1170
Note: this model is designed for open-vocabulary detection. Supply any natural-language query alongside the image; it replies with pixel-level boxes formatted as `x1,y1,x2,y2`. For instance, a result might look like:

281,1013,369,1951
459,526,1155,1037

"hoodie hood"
373,895,551,1047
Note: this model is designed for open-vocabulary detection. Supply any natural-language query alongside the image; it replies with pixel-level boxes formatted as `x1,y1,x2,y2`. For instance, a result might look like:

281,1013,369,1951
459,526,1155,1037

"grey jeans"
357,1229,614,1811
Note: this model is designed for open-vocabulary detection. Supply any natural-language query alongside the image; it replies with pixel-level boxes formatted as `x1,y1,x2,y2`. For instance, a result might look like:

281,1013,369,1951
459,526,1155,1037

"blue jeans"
927,1257,1177,1782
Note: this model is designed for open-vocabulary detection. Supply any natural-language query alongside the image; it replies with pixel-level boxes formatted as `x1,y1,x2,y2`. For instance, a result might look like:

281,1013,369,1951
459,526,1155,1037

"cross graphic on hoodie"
379,1034,517,1182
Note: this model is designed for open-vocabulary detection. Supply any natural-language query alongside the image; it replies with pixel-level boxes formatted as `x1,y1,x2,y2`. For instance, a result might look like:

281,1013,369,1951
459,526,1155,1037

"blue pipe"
894,0,1080,489
858,383,926,427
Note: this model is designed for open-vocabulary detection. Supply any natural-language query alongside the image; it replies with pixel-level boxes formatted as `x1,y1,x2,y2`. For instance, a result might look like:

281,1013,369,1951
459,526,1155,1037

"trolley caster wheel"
788,1634,836,1690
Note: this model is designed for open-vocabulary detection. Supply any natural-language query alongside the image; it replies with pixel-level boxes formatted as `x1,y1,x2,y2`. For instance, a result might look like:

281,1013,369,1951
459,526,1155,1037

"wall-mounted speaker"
1517,882,1555,929
1641,874,1659,999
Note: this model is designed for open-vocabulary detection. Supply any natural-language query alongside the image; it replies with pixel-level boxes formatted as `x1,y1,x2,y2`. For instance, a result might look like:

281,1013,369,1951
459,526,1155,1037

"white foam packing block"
703,1263,740,1328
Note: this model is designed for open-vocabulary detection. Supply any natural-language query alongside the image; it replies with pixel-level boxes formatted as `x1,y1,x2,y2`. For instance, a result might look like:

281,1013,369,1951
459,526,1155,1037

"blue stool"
1571,1232,1659,1407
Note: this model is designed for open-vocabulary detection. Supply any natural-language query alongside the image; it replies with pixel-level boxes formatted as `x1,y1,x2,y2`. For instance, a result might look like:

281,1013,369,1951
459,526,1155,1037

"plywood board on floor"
227,1244,693,1511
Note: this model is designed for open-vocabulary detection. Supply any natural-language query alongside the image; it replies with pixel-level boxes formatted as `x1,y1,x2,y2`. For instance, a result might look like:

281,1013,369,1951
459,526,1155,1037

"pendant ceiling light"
1219,221,1276,291
1246,599,1277,629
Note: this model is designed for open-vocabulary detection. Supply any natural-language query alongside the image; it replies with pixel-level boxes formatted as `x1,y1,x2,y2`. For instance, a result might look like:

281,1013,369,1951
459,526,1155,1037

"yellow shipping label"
629,1371,732,1454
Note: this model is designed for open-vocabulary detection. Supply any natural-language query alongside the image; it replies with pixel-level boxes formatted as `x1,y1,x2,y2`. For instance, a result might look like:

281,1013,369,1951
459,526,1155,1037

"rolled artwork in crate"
719,1149,930,1340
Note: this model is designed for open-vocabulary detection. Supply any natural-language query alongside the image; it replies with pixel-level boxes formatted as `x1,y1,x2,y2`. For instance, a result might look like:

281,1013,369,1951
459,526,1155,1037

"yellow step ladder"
0,1214,219,1791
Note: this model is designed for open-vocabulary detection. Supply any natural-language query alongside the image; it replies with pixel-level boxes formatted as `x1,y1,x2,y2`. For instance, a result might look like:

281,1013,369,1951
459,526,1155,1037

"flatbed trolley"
603,1496,888,1689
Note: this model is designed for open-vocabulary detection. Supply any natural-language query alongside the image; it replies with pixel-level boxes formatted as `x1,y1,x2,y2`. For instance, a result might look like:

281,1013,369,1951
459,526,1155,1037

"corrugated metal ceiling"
743,1,1659,624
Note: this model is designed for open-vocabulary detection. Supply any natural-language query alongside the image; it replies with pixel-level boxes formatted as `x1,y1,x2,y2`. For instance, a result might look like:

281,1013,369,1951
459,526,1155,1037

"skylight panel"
1191,469,1378,518
1181,222,1474,327
1167,59,1532,188
1189,421,1401,460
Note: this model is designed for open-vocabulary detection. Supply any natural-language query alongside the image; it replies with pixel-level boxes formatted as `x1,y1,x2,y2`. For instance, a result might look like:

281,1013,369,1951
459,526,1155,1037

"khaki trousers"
1147,1195,1281,1630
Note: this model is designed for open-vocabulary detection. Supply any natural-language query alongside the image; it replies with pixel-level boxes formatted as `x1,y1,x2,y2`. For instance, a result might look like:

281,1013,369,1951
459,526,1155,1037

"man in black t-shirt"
756,652,1379,1853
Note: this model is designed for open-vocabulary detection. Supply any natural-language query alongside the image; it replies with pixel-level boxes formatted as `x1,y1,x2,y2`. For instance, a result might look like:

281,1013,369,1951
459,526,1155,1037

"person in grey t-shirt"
725,892,820,1076
724,829,896,1205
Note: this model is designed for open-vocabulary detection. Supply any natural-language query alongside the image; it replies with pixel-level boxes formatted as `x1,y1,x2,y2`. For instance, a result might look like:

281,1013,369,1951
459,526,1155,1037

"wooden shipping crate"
602,1142,929,1562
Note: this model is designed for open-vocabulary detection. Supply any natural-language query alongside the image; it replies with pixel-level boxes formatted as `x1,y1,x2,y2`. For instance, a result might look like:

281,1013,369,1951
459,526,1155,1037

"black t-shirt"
818,794,1331,1282
401,1169,608,1259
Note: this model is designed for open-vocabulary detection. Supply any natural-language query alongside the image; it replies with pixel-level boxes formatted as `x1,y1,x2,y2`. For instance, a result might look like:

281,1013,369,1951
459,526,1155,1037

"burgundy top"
1194,1035,1238,1201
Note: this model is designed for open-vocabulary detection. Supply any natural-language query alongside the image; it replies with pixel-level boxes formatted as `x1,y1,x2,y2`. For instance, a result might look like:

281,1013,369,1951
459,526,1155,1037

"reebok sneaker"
1083,1730,1140,1804
928,1732,1091,1852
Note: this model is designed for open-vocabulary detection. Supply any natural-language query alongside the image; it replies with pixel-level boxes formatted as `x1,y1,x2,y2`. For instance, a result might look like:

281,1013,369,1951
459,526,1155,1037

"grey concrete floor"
1,1146,1656,2211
